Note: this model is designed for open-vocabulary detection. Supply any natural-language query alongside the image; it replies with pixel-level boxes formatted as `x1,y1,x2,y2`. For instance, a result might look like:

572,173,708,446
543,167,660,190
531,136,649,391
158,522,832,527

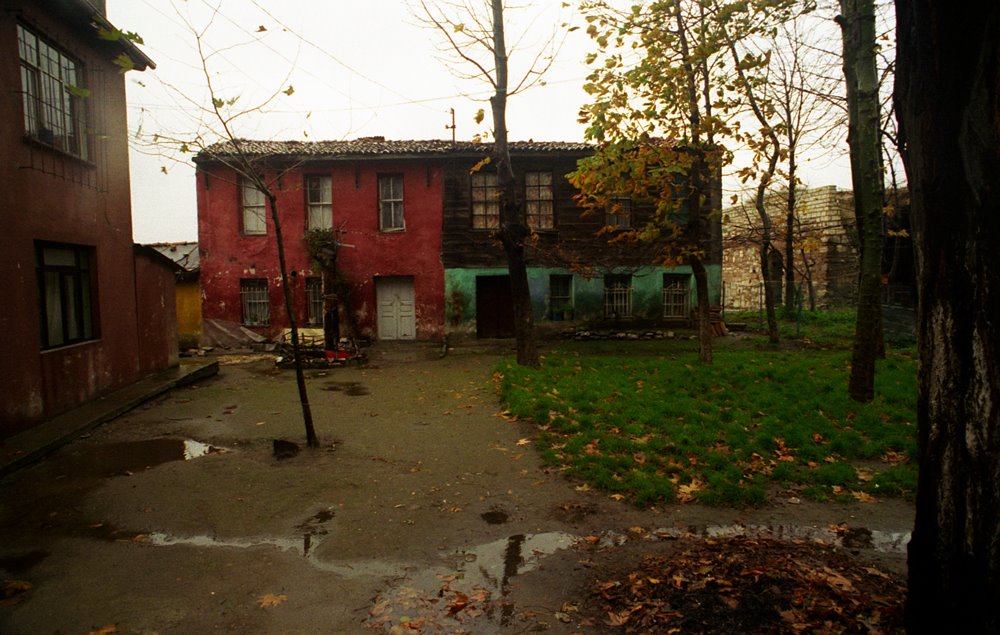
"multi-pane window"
18,24,88,158
36,242,95,349
378,175,405,231
525,172,554,230
240,279,269,325
241,179,266,234
663,274,691,319
605,196,632,229
306,277,323,326
604,274,633,319
306,176,332,230
550,274,572,319
471,172,500,229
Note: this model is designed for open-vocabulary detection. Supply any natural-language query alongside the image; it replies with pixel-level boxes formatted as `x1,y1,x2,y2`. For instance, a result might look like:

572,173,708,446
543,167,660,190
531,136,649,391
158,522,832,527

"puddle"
52,439,225,477
294,508,336,556
651,523,911,554
322,381,370,396
480,510,508,525
0,550,49,575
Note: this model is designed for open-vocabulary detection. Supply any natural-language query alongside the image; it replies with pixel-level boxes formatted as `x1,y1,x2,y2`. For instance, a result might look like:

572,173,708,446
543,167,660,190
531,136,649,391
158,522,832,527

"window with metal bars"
18,23,88,159
471,172,500,229
663,274,691,318
306,176,332,230
525,171,554,230
604,274,633,319
240,279,269,325
306,277,323,326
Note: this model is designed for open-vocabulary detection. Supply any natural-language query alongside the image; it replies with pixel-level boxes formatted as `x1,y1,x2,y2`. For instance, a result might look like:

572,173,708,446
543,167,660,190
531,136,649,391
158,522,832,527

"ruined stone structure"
722,186,859,311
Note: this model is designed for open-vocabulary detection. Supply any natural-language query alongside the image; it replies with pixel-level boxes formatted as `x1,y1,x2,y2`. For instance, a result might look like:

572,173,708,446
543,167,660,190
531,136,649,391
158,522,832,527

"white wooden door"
376,277,416,340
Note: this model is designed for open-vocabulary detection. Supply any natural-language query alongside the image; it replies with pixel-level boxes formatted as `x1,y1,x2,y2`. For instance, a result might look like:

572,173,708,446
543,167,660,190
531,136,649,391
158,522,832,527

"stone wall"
722,186,858,311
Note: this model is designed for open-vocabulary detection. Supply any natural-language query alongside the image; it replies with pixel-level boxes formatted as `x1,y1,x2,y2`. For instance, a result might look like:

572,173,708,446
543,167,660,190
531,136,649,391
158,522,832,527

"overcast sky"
109,0,852,244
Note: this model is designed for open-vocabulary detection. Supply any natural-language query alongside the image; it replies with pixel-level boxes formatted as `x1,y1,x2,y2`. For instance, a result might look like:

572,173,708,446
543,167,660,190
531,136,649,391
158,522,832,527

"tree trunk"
838,0,884,402
268,193,319,448
490,0,538,367
784,152,797,309
895,3,1000,632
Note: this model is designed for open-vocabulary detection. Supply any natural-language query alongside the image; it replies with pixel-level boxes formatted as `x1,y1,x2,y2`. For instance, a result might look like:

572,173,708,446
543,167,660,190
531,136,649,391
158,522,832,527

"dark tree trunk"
490,0,537,367
267,193,318,448
785,152,797,309
895,3,1000,632
838,0,885,402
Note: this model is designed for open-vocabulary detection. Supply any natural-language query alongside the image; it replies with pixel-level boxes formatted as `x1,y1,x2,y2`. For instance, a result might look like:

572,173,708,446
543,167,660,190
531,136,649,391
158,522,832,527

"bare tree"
415,0,562,367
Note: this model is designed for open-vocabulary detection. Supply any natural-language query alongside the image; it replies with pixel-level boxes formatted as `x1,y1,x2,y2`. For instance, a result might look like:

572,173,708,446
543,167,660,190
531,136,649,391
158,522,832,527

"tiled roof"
194,138,592,163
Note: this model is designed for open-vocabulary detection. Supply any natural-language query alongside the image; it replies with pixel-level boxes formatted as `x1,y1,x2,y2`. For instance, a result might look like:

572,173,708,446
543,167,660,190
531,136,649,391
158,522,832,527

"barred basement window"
604,274,632,319
18,23,88,159
306,277,323,326
663,274,691,318
550,274,572,318
240,278,269,325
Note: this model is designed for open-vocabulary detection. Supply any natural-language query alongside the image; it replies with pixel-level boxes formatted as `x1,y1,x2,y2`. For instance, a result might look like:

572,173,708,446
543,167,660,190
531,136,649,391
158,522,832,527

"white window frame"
306,175,332,230
604,275,633,319
241,180,266,235
378,174,405,231
525,171,554,230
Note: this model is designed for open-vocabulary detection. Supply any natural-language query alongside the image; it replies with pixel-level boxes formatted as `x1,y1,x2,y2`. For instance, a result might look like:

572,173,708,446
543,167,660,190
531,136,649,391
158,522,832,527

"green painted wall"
444,264,721,333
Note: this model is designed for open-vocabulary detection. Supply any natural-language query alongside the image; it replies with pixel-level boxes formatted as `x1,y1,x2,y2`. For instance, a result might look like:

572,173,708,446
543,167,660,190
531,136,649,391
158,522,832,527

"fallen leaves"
0,580,32,607
86,626,117,635
588,536,905,633
257,593,288,608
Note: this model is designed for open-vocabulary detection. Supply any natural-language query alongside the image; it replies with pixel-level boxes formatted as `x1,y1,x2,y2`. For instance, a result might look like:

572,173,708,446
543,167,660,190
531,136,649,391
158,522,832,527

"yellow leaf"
516,438,532,446
86,627,117,635
257,593,288,608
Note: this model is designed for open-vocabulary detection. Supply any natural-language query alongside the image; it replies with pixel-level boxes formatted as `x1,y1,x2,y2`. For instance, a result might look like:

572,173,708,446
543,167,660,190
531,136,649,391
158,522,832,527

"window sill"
23,134,95,167
379,227,406,234
40,338,101,354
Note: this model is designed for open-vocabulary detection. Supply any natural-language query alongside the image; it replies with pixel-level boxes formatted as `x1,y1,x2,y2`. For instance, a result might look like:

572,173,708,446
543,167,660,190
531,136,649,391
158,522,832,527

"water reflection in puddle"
53,439,225,477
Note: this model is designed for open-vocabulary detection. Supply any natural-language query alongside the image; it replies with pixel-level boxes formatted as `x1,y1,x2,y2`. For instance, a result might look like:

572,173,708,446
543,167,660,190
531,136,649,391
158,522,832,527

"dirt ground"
0,341,913,634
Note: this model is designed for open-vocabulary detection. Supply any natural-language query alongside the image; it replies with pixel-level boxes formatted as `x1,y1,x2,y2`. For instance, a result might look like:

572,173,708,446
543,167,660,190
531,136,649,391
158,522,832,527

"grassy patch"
495,342,917,507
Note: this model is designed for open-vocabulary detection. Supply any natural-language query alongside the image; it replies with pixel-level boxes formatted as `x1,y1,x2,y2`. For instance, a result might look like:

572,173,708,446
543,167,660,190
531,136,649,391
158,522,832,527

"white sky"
109,0,853,244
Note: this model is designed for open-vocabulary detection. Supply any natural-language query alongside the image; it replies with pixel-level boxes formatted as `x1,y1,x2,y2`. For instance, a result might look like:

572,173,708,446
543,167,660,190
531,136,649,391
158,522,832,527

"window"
306,176,332,230
550,274,572,319
18,23,88,158
241,180,266,235
240,279,269,325
36,242,95,349
525,172,554,230
471,172,500,229
604,274,633,319
378,175,405,231
663,274,691,319
306,277,323,326
605,196,632,229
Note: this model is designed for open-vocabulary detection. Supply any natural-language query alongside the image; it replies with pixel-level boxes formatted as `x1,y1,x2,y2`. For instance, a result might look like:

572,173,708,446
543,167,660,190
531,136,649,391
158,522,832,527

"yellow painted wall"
175,279,202,347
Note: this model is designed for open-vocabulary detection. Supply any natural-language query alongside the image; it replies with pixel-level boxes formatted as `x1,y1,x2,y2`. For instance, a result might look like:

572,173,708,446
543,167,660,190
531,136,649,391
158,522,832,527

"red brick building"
0,0,175,437
194,139,448,342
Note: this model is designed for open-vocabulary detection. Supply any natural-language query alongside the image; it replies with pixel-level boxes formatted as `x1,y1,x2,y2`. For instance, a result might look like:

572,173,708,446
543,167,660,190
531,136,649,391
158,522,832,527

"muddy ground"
0,342,913,634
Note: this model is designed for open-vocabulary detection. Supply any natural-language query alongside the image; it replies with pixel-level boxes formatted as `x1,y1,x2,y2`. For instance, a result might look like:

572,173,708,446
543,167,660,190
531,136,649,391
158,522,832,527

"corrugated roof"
194,138,592,163
149,242,199,271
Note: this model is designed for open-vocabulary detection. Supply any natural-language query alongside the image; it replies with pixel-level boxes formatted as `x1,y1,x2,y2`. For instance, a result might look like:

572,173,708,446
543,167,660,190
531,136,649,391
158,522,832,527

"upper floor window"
36,242,96,349
378,175,405,231
241,179,266,235
306,175,332,230
471,171,499,230
18,24,88,159
605,196,633,229
525,172,554,230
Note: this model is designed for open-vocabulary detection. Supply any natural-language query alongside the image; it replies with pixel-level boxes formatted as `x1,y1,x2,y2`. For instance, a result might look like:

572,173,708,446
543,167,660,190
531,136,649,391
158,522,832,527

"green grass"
496,339,917,507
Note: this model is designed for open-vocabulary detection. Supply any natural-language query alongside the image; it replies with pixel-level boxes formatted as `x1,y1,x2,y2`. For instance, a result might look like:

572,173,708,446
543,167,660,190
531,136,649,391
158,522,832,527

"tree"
837,0,885,403
574,0,801,361
144,6,319,448
416,0,562,367
894,2,1000,632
